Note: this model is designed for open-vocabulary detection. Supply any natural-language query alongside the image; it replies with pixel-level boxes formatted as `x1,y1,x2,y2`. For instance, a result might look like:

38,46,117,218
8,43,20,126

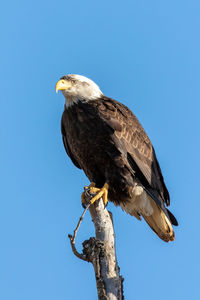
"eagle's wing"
61,118,82,169
97,97,170,207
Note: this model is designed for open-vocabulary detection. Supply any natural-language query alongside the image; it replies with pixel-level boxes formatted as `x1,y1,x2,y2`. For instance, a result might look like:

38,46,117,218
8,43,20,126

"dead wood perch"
68,189,124,300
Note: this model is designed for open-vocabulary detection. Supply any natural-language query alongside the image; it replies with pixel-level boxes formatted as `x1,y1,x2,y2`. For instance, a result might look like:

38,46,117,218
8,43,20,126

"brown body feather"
61,96,178,242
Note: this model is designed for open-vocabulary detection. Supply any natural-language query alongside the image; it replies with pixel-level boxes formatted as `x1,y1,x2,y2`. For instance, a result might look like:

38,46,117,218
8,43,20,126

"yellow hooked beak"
55,79,72,93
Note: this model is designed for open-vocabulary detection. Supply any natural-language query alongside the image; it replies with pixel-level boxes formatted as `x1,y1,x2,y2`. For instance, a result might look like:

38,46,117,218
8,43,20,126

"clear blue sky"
1,1,199,299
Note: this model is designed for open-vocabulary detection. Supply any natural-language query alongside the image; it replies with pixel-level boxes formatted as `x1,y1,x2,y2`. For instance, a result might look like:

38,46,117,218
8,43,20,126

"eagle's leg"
82,183,109,207
89,183,109,206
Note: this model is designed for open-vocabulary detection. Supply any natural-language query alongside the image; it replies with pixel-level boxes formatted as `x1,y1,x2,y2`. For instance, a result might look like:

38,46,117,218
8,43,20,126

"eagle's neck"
64,93,103,108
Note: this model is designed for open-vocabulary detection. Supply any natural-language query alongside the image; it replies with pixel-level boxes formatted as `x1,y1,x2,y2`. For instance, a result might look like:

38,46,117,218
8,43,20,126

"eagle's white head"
55,74,103,106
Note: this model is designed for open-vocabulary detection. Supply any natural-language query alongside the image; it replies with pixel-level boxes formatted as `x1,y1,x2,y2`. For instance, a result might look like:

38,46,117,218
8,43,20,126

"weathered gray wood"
82,199,124,300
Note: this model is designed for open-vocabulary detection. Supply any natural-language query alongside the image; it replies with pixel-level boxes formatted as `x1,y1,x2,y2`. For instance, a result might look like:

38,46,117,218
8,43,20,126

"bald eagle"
56,74,178,242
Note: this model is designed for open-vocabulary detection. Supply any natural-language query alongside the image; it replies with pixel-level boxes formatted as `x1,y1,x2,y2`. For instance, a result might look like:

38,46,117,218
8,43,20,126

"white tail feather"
141,197,175,242
120,190,175,242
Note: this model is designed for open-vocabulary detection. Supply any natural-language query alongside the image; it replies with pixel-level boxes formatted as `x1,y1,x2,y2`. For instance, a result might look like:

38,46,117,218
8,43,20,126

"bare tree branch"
68,190,124,300
68,203,91,262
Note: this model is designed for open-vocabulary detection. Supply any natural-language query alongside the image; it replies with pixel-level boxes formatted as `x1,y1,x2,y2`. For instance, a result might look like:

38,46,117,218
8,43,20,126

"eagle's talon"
88,183,109,206
81,183,109,207
82,182,96,207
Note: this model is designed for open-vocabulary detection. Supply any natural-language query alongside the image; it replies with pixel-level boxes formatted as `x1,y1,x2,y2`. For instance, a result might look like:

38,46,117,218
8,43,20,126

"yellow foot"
81,183,109,207
81,182,95,207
